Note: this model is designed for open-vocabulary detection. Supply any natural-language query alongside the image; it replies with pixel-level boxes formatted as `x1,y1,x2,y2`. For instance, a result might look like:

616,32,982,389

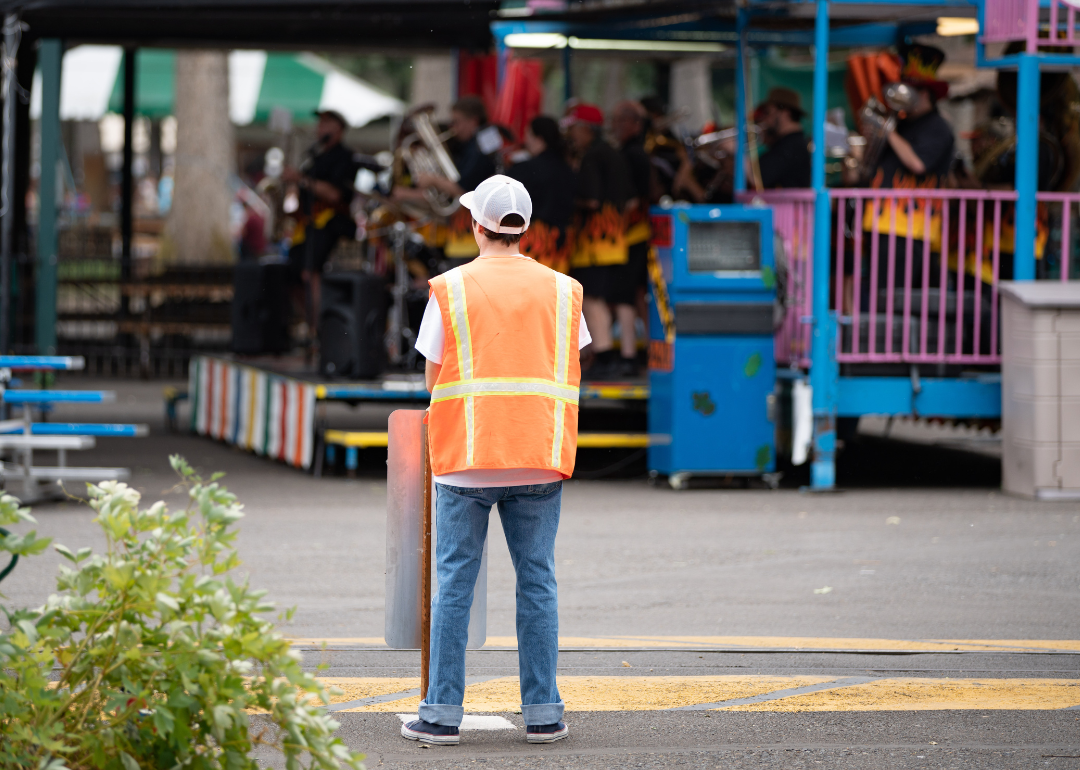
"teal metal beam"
734,6,748,194
809,0,839,490
36,39,61,356
1013,53,1038,281
838,376,1001,418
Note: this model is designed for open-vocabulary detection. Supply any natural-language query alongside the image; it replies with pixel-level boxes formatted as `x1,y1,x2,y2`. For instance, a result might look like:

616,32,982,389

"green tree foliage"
0,456,365,770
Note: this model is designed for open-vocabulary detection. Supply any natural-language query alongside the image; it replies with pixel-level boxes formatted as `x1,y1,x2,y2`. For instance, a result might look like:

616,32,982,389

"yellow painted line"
315,676,1080,713
287,637,388,646
320,432,655,450
612,636,1080,653
317,676,419,705
286,636,1080,653
334,676,834,713
718,678,1080,712
581,385,650,400
315,385,327,399
323,431,389,448
936,639,1080,653
576,433,651,448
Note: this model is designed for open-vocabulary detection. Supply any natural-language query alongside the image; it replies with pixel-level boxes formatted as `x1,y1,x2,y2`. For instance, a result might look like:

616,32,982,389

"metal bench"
0,435,96,449
0,355,84,371
0,356,144,501
0,464,129,482
1,390,116,405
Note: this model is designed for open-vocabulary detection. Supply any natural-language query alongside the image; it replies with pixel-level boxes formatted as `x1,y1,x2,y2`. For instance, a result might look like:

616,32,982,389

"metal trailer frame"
494,0,1072,489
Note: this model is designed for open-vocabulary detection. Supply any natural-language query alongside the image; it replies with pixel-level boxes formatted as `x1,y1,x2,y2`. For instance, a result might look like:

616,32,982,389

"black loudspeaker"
319,272,387,379
231,261,291,355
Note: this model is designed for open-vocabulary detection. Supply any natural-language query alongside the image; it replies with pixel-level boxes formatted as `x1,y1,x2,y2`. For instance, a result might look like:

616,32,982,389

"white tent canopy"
31,46,405,128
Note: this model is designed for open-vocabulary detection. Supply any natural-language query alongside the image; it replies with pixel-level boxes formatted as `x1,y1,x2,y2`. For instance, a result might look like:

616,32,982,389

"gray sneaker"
401,719,460,746
526,721,569,744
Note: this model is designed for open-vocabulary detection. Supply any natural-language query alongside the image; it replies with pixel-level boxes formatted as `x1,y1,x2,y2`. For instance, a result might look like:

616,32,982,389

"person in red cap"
562,103,636,379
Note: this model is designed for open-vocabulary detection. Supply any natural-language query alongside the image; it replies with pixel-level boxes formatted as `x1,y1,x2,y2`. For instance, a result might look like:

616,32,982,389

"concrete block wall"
1001,282,1080,499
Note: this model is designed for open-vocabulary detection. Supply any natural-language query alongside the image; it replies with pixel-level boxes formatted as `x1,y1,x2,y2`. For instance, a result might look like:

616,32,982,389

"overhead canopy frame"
0,0,499,49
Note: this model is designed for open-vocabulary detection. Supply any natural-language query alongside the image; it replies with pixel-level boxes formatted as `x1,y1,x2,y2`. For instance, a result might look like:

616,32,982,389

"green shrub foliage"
0,455,365,770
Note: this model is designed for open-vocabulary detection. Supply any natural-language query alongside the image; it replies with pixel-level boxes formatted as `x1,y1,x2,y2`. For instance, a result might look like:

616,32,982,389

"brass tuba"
397,105,461,217
855,82,919,183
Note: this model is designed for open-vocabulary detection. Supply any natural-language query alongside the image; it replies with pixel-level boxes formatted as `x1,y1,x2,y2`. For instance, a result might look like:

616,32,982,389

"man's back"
428,254,582,476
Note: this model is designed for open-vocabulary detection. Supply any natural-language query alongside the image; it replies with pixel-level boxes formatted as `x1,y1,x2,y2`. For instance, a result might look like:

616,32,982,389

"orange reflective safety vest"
427,255,584,478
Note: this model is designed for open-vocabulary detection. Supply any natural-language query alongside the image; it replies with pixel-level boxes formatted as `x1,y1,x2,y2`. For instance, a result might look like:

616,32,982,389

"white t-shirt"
415,256,591,488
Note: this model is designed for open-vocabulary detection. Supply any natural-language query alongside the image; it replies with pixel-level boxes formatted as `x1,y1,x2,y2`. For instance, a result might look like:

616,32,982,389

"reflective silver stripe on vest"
445,269,473,381
552,400,565,468
552,273,574,468
431,379,580,404
465,395,475,465
554,273,573,385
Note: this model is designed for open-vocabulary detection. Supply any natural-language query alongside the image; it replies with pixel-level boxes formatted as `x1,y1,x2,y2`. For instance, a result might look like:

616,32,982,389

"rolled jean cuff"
521,701,565,726
418,700,464,727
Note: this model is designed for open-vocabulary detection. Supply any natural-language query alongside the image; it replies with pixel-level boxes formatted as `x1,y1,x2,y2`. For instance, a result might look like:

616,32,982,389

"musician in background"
564,102,636,380
284,109,357,333
756,88,811,189
399,95,497,261
859,45,955,300
507,116,576,273
611,100,653,373
869,45,954,188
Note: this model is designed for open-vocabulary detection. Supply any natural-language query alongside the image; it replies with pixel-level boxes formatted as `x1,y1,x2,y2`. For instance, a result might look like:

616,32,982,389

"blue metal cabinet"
647,204,777,482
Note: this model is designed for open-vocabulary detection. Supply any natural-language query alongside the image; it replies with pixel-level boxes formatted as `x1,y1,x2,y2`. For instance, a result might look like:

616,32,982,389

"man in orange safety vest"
402,174,591,747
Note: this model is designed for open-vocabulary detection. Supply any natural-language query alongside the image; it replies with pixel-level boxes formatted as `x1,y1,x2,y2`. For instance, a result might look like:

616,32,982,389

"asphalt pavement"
1,377,1077,769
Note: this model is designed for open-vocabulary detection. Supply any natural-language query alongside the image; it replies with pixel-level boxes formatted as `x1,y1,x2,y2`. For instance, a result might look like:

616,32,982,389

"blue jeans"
419,481,564,728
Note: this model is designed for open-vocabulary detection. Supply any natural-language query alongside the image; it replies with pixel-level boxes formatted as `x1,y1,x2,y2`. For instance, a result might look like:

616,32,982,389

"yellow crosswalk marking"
318,677,419,705
316,676,1080,713
340,676,834,713
286,636,1080,653
718,678,1080,712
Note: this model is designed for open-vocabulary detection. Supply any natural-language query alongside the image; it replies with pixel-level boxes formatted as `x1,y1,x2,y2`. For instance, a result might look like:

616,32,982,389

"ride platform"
188,354,654,475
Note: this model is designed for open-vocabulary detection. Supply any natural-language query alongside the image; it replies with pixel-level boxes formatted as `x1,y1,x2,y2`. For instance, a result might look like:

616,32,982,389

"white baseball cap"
459,174,532,234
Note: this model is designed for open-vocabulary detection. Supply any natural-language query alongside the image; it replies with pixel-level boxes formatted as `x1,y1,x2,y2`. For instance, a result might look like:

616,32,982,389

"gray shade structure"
0,0,499,48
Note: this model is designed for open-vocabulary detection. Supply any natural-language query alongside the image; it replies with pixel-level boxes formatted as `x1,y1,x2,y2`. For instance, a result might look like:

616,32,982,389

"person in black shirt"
859,45,956,300
285,109,357,333
756,88,812,189
611,100,654,374
507,116,576,273
564,102,635,379
870,45,955,188
398,96,498,260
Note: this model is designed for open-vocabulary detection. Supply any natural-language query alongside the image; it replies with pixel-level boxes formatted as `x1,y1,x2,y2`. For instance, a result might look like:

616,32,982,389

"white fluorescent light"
568,37,725,52
504,32,568,48
503,33,726,52
936,17,980,36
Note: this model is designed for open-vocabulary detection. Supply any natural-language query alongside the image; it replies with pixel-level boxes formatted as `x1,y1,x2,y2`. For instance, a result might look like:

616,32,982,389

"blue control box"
647,204,777,480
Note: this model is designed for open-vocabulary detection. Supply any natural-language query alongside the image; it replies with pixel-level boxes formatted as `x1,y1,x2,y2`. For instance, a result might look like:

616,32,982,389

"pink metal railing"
982,0,1080,49
833,189,1012,365
747,188,1080,368
737,190,815,367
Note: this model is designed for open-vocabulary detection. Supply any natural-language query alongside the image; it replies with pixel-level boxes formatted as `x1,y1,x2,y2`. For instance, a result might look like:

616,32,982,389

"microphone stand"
300,137,327,366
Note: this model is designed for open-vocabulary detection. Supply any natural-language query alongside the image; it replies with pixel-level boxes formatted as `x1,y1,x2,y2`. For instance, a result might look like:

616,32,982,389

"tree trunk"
162,50,235,266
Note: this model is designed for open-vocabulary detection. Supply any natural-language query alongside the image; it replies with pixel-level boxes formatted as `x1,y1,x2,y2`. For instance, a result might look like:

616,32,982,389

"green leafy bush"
0,455,365,770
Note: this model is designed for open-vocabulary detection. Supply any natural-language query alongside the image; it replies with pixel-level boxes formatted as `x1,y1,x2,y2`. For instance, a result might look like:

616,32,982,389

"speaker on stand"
231,260,291,355
319,272,388,379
